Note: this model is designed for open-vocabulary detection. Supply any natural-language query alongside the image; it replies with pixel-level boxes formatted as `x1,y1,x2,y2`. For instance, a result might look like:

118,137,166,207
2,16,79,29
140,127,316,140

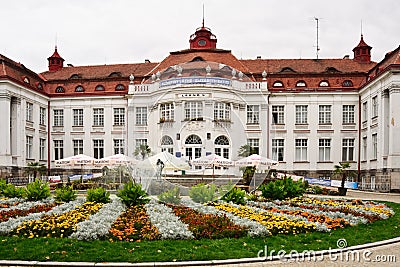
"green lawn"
0,201,399,263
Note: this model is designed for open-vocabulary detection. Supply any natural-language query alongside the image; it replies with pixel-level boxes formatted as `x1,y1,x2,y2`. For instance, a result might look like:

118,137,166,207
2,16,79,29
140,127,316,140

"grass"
0,201,399,263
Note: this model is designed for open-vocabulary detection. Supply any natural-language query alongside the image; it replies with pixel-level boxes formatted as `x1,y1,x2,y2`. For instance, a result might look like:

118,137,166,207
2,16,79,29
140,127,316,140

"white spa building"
0,23,400,191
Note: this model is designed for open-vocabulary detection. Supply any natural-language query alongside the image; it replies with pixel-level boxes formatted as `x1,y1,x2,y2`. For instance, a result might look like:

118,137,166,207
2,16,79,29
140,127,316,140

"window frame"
272,139,284,161
135,107,148,125
246,105,260,124
318,139,331,162
93,108,104,126
342,105,355,124
342,138,355,162
272,105,284,124
53,109,64,127
295,105,308,124
295,139,308,162
73,109,84,127
318,105,331,124
113,108,125,126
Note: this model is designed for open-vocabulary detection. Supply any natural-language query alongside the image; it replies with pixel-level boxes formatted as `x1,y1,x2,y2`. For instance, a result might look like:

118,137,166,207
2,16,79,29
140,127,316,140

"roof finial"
360,19,363,38
55,33,58,51
202,4,205,27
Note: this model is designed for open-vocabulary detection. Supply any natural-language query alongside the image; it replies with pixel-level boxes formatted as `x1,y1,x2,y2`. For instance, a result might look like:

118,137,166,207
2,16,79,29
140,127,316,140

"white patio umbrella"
94,154,138,167
94,154,138,183
235,154,278,192
235,154,278,168
191,153,234,167
55,154,95,167
191,153,234,179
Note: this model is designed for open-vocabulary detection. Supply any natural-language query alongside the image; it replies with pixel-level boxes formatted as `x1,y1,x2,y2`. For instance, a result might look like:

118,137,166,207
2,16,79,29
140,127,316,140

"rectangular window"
295,139,308,161
184,102,203,120
93,139,104,159
272,139,284,161
214,102,230,121
114,139,125,155
318,139,331,162
39,138,46,160
73,140,83,155
343,105,355,124
73,109,84,126
160,103,174,121
39,107,46,125
113,108,125,126
246,105,259,124
318,105,331,124
372,134,377,159
54,140,64,160
26,102,33,122
136,107,148,125
93,108,104,126
272,105,284,124
295,105,308,124
342,138,355,161
362,102,368,122
372,96,378,118
247,138,259,154
362,136,367,161
135,139,147,147
53,109,64,126
26,135,33,159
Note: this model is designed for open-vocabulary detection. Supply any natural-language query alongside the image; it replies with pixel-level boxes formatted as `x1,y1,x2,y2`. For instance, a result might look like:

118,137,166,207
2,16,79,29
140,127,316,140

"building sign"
160,77,231,88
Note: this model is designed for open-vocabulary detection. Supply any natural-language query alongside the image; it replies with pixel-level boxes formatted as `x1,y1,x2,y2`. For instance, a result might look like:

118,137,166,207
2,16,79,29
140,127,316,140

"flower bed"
168,204,248,239
109,205,160,242
0,203,56,223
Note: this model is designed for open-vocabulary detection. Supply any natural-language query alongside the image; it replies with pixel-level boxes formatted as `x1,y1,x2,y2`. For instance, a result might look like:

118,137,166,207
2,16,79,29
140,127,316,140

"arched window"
191,56,205,62
214,135,229,146
185,135,202,144
55,86,65,93
214,135,230,161
319,80,330,87
280,67,296,73
296,80,307,87
109,72,122,78
273,81,284,87
70,74,81,79
342,80,353,87
95,85,105,91
75,85,84,92
115,84,125,91
161,135,174,155
37,83,43,90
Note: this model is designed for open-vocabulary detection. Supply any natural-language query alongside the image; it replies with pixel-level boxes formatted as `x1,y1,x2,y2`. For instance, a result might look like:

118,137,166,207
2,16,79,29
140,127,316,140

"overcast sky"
1,0,399,73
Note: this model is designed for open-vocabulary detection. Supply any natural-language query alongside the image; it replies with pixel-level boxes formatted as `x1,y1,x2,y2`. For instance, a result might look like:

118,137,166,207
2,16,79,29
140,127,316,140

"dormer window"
109,72,122,78
55,86,65,93
280,67,296,73
325,67,340,73
37,83,43,90
319,80,329,87
23,77,30,84
342,80,353,87
70,74,81,79
296,80,307,87
273,81,284,87
95,85,105,91
191,56,205,62
198,39,207,46
115,84,125,91
75,85,84,92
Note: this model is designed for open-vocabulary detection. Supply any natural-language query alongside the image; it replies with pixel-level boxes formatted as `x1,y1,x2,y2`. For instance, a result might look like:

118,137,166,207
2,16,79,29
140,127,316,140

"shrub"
220,187,246,205
86,187,110,203
25,179,51,201
259,177,307,200
189,183,217,203
117,181,149,207
158,186,181,204
306,185,324,195
0,179,7,196
54,185,77,203
2,183,25,198
246,192,259,201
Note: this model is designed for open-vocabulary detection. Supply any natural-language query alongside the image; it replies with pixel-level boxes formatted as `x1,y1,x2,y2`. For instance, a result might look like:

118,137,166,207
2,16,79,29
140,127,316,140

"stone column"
0,92,11,165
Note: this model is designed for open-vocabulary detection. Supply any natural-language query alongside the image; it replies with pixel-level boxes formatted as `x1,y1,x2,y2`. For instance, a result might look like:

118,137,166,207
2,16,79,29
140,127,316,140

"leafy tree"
237,144,257,157
332,162,355,196
26,162,47,180
134,144,151,160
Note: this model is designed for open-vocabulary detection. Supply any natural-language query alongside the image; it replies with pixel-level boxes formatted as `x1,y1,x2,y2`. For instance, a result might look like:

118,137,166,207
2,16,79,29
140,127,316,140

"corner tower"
353,35,372,63
47,46,64,72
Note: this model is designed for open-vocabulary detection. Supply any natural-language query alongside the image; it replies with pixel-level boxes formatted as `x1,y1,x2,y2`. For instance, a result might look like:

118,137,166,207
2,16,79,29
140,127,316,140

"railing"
359,182,391,192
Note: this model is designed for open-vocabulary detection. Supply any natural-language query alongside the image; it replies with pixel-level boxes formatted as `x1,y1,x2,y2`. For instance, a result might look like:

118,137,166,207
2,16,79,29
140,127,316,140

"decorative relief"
184,121,205,131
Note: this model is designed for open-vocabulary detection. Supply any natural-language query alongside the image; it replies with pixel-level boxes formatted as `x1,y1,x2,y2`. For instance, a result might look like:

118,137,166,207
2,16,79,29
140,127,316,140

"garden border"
0,236,399,266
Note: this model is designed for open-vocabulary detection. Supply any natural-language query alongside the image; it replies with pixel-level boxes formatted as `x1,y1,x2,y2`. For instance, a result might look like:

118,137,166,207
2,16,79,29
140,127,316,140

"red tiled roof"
240,58,376,74
41,62,158,80
148,49,251,75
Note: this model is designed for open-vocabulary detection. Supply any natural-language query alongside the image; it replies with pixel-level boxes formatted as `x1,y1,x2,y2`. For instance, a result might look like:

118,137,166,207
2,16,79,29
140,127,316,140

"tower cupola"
353,35,372,63
189,20,217,50
47,46,64,72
